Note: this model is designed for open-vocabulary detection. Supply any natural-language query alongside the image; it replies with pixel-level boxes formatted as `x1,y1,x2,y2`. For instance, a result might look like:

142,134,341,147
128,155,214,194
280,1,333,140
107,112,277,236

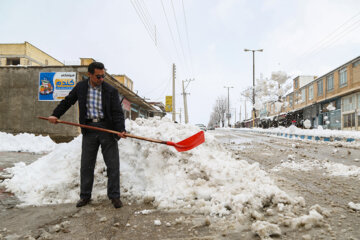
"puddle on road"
0,152,45,169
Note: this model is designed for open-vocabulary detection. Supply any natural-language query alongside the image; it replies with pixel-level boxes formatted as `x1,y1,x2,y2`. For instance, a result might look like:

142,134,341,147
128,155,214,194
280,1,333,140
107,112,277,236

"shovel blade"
169,131,205,152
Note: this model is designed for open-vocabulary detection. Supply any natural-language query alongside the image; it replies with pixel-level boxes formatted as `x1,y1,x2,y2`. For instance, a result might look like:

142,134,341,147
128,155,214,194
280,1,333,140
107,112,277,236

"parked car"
195,124,207,131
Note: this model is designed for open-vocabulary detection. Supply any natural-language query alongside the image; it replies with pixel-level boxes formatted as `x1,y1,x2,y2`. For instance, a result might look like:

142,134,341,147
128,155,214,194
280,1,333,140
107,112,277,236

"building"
259,56,360,130
0,42,166,141
0,42,63,66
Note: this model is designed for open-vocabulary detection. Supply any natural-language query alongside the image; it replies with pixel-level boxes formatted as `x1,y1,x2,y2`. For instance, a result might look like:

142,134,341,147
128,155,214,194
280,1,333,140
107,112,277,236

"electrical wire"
181,0,194,76
287,11,360,69
160,0,184,68
170,0,190,76
130,0,156,44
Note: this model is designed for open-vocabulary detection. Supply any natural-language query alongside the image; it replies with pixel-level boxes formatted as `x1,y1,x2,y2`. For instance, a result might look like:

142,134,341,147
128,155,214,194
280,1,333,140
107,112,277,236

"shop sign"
165,96,172,112
38,72,76,101
122,98,131,111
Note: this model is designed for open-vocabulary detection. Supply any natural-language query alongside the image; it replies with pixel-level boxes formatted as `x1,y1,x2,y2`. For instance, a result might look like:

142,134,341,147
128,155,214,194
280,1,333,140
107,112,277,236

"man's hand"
117,131,127,138
48,116,58,124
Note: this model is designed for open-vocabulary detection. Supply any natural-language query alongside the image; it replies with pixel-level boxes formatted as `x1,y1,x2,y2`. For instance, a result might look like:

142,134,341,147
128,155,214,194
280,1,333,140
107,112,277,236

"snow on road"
4,121,360,238
0,119,313,238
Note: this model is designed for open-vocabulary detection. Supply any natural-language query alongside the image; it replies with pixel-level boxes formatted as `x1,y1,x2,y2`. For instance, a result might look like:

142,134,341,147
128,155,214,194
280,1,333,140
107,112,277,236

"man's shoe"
76,198,91,208
111,198,123,208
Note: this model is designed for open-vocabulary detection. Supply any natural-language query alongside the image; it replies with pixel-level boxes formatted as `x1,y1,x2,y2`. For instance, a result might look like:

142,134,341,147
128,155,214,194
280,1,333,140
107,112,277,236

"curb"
240,130,357,143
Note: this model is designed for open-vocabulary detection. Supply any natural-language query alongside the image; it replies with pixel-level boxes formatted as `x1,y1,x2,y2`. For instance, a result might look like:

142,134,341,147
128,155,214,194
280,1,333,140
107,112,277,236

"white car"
195,124,207,131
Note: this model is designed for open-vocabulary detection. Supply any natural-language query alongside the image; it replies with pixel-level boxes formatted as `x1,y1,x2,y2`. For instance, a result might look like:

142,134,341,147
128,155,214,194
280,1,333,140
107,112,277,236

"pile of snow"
2,118,306,221
0,132,56,153
303,119,311,129
348,202,360,211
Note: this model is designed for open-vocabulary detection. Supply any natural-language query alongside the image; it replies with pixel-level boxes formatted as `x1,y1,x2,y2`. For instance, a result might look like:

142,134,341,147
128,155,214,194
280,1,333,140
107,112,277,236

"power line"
287,11,360,69
131,0,174,64
300,11,360,58
130,0,156,44
152,78,172,101
181,0,194,76
160,0,184,68
293,15,360,71
170,0,190,75
311,18,360,55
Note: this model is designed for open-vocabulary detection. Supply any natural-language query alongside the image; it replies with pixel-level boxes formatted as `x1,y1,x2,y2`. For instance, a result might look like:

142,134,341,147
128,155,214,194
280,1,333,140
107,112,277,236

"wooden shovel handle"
38,116,167,144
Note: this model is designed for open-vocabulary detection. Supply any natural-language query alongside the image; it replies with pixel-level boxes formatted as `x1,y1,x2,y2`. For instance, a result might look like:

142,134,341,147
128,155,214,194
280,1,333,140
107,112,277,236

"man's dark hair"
88,62,105,74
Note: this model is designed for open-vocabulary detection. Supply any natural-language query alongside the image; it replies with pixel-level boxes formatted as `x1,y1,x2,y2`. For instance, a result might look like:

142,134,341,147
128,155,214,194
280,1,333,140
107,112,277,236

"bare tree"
208,96,227,127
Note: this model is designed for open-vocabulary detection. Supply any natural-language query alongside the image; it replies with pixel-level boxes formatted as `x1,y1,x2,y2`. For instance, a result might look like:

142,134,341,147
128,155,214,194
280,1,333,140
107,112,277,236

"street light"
224,86,234,127
244,48,263,128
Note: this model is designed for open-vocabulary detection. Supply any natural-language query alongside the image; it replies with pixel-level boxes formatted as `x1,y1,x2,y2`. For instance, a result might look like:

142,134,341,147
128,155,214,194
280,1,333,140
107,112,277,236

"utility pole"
224,86,234,127
234,108,236,124
172,64,176,122
182,79,194,124
244,48,263,127
239,105,241,122
179,108,182,123
245,99,247,120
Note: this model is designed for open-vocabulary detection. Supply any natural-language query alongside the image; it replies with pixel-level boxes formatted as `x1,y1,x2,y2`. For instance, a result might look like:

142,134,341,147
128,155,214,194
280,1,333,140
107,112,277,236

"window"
45,59,48,65
343,95,356,112
343,113,355,128
353,59,360,68
6,58,20,66
309,85,314,100
339,68,347,87
326,74,334,91
294,79,299,89
317,80,323,96
289,94,293,107
301,88,306,102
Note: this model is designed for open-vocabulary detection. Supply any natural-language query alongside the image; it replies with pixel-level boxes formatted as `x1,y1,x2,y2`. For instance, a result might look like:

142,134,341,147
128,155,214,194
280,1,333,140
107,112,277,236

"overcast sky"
1,0,360,125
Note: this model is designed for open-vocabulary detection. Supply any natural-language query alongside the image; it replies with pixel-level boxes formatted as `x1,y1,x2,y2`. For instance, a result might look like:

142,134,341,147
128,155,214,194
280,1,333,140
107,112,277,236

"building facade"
258,56,360,130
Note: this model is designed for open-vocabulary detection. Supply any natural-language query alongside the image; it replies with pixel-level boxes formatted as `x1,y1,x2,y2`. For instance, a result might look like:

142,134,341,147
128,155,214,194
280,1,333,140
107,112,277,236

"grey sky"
1,0,360,125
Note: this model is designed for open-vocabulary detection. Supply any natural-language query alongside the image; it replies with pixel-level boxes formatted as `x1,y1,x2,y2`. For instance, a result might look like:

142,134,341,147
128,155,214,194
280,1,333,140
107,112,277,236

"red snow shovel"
38,116,205,152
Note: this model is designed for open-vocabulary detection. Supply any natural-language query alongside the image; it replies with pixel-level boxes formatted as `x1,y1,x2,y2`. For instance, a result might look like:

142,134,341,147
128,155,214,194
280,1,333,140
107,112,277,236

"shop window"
327,74,334,91
6,58,20,66
339,68,347,87
343,113,355,128
343,95,356,112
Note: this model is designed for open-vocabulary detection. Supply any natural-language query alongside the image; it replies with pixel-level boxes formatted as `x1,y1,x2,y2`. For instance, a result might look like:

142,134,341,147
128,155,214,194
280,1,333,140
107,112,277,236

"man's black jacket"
52,79,126,135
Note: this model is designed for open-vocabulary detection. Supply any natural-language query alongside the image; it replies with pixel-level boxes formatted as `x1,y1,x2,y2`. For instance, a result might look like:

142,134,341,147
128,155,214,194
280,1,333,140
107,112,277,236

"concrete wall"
0,66,88,141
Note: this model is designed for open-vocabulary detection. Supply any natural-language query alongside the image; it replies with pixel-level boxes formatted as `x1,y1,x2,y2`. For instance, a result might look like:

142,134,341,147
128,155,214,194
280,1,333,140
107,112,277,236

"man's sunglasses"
95,74,105,79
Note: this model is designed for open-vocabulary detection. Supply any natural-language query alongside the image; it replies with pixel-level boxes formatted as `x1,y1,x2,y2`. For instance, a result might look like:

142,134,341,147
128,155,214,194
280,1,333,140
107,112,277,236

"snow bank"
0,132,56,153
2,117,304,221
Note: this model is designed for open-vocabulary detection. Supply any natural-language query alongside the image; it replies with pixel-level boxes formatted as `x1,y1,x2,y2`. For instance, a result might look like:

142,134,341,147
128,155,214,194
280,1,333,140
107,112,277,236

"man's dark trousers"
80,121,120,200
